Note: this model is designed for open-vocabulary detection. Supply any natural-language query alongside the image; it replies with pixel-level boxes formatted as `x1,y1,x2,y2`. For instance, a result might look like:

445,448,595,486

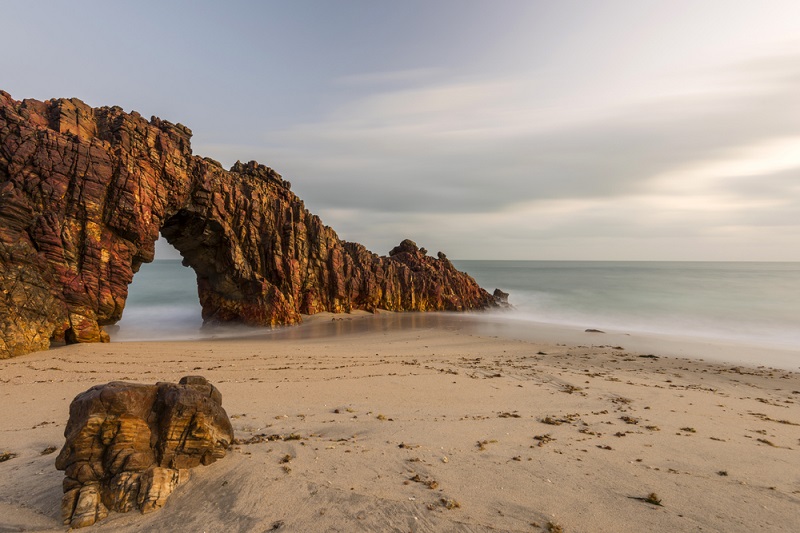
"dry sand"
1,312,798,532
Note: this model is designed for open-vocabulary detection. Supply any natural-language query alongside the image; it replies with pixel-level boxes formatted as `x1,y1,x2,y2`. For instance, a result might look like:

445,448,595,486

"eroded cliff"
0,91,496,358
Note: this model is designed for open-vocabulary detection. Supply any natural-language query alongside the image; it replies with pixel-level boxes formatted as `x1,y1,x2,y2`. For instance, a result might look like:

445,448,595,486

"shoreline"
112,310,800,372
1,317,798,532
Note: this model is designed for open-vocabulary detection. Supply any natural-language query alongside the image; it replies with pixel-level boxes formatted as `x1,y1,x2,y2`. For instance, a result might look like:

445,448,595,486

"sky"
2,0,800,260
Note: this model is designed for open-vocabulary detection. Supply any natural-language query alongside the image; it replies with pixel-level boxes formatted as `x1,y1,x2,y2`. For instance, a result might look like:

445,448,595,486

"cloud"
250,56,797,208
333,68,445,87
194,52,800,259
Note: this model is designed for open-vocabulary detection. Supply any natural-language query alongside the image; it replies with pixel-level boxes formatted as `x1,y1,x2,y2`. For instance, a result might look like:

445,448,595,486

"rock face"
492,288,510,307
0,91,497,358
55,376,233,528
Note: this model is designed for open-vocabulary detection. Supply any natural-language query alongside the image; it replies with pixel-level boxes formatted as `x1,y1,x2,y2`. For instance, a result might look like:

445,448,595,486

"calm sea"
116,260,800,353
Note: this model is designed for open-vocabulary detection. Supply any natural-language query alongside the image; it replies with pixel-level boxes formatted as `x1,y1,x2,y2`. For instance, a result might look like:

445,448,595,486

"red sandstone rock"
0,91,496,357
55,376,233,528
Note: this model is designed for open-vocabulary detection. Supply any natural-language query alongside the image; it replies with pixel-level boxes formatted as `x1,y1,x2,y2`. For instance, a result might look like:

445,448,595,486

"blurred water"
115,260,800,352
113,260,203,341
453,260,800,350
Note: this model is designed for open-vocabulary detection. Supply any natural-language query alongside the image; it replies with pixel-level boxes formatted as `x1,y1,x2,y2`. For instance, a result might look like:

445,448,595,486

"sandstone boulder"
55,376,233,528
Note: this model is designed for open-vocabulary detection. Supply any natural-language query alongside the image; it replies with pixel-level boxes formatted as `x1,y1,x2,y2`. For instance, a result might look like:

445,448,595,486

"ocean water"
113,260,203,341
115,260,800,353
453,260,800,351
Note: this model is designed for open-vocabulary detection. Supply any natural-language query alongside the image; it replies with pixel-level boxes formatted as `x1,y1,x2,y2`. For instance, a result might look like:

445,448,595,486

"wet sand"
1,312,798,532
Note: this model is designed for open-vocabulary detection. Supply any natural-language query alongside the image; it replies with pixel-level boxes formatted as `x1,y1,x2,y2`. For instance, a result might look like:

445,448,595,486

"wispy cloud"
334,68,444,86
194,48,800,260
247,51,799,203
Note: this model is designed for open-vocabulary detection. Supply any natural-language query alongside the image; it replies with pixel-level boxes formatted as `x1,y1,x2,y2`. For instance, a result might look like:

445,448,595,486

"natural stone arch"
160,208,249,324
159,203,303,328
0,91,496,358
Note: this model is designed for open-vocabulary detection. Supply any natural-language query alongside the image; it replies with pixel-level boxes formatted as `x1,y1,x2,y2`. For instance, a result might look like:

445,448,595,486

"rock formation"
55,376,233,528
492,288,510,307
0,91,498,358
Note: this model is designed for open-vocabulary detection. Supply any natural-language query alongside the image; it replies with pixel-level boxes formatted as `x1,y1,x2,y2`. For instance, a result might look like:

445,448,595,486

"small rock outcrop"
492,288,511,307
55,376,233,528
0,91,497,358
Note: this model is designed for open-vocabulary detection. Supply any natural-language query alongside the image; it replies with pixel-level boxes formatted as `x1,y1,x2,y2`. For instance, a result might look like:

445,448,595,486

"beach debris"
40,445,57,455
754,397,786,407
55,376,233,528
749,412,800,426
440,498,461,510
546,521,564,533
0,451,17,462
620,416,639,425
409,473,439,489
540,416,564,426
630,492,663,506
540,413,580,426
639,354,659,359
233,433,305,445
533,434,555,447
477,439,498,451
585,329,605,333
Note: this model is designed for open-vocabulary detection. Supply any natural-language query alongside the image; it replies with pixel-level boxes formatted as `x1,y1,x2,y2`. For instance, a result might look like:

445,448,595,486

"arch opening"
112,237,201,341
159,208,302,328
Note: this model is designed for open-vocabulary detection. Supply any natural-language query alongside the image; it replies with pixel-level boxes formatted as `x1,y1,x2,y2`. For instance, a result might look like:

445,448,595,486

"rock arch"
0,91,496,358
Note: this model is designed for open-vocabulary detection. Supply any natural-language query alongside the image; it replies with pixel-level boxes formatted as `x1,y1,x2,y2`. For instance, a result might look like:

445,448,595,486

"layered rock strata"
0,91,497,358
55,376,234,528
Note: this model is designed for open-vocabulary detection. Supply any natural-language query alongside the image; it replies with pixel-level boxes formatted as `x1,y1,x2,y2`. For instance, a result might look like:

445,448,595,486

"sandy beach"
1,312,798,532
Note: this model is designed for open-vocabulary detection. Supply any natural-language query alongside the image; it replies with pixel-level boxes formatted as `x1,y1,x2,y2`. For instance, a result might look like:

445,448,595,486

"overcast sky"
3,1,800,260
